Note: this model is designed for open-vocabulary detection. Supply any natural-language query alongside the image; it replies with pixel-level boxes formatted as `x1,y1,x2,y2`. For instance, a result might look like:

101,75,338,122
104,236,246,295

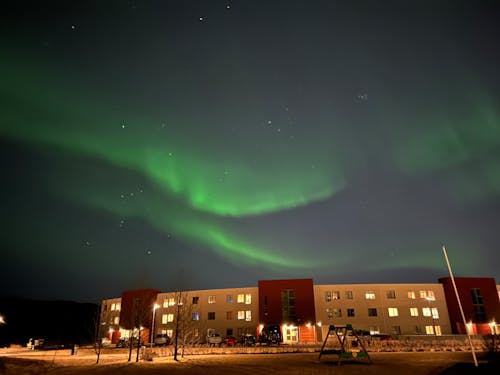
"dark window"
208,312,216,320
281,289,296,322
345,291,353,299
192,296,199,304
386,290,396,299
227,328,233,336
470,288,487,322
368,308,377,317
347,308,355,317
391,326,401,335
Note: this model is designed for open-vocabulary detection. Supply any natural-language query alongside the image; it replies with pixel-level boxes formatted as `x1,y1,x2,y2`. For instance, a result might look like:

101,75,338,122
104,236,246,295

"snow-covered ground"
1,349,498,375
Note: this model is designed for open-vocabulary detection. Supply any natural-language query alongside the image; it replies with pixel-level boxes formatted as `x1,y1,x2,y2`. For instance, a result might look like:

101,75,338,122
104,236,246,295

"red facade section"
439,277,500,334
258,278,316,325
119,288,161,333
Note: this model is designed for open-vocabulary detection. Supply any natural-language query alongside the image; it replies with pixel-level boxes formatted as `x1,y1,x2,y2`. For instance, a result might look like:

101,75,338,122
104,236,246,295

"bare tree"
173,291,199,360
92,304,102,364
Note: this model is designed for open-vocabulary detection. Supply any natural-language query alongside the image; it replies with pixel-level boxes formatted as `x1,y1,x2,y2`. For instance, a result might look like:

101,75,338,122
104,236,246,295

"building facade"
314,283,451,339
99,277,500,345
439,277,500,334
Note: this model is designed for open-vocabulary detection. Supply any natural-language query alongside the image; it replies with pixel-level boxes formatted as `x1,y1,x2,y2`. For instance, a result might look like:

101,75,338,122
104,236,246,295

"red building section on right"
439,277,500,335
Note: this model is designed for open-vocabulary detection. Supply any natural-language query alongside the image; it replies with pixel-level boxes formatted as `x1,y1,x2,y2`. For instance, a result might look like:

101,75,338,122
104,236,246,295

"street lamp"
150,304,160,348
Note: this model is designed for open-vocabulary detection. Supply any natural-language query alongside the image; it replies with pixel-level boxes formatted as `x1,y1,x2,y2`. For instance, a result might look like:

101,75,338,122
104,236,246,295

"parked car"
223,336,238,346
239,334,256,346
206,333,222,346
258,325,282,345
116,336,144,348
154,334,171,346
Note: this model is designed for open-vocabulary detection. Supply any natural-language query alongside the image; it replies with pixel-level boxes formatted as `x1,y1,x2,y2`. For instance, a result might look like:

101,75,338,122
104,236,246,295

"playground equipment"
318,324,371,365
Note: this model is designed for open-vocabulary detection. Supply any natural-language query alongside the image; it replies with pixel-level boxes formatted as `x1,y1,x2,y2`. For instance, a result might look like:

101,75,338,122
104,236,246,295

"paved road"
1,351,498,374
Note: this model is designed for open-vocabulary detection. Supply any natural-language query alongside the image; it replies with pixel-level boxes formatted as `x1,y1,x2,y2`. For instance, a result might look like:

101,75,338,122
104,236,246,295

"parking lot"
1,349,499,375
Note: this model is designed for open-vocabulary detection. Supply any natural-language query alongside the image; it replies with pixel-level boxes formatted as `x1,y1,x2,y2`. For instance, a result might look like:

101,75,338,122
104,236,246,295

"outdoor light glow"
154,304,160,310
306,323,311,328
489,320,497,335
0,315,5,324
317,322,322,327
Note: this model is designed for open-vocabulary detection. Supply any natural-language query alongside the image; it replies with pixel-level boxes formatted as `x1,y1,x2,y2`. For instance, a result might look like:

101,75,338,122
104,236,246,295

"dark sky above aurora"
1,1,499,302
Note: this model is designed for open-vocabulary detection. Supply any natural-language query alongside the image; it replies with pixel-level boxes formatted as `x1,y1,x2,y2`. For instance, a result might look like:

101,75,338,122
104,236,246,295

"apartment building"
99,276,499,345
154,287,258,343
314,283,451,339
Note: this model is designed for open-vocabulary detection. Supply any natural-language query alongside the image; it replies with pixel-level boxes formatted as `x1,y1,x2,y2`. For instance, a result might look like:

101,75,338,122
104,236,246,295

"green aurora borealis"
1,1,499,300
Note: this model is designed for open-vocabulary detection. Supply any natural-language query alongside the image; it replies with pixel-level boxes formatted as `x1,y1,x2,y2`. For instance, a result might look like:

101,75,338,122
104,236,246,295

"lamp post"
150,304,160,348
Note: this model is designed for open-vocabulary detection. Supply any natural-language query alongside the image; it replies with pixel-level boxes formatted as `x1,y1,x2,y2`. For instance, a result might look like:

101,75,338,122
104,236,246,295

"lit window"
245,294,252,304
408,291,416,299
115,303,121,311
237,311,245,320
237,294,244,303
111,303,116,311
208,295,216,304
162,313,174,324
167,329,173,337
420,290,436,300
434,326,442,335
332,291,340,300
325,291,331,302
388,307,399,317
114,316,119,324
345,291,353,299
208,312,215,320
425,325,435,335
333,308,341,317
410,307,419,317
226,311,232,320
431,308,439,319
347,308,355,317
226,295,233,303
192,312,200,321
391,326,401,334
386,290,396,299
369,326,380,335
368,308,377,317
163,297,175,308
326,309,333,320
422,307,431,317
365,291,376,300
245,310,252,321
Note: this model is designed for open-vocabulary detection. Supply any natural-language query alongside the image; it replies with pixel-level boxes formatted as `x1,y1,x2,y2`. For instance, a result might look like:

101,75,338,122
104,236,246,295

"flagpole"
442,244,478,367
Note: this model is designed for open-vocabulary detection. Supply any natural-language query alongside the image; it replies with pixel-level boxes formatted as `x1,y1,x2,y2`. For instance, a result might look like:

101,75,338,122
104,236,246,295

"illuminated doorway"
283,325,299,344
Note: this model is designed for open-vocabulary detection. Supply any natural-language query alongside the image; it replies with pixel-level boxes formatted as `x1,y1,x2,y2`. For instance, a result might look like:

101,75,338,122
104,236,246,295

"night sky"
1,1,499,303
